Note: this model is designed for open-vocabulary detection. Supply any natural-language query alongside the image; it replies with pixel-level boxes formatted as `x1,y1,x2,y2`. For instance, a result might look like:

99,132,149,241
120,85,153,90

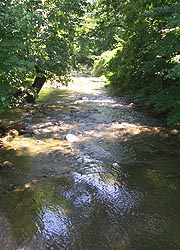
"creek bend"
0,75,180,250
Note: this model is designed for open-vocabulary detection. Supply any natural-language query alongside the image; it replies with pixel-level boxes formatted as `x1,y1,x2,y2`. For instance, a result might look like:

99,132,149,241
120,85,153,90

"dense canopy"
0,0,180,125
0,0,87,108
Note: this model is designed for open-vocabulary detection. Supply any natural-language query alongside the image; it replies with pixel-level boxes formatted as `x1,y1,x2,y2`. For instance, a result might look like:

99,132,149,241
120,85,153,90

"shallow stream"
0,75,180,250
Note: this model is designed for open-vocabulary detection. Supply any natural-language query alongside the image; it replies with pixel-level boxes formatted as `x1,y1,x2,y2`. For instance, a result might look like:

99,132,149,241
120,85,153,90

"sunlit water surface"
0,76,180,250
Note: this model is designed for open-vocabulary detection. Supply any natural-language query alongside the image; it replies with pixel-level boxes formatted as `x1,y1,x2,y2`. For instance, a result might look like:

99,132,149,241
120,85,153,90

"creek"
0,75,180,250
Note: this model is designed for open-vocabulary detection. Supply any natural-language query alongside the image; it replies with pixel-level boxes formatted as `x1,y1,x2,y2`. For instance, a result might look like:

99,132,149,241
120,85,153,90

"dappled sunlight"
30,120,75,139
1,0,180,246
2,136,72,157
1,74,180,250
69,76,105,94
39,207,73,241
103,122,169,138
78,121,169,145
37,87,74,104
42,76,106,98
1,74,178,177
74,98,119,105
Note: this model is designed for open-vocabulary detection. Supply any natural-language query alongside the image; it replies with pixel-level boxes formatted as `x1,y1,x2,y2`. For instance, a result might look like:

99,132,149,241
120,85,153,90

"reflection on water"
1,160,180,250
0,76,180,250
0,165,140,250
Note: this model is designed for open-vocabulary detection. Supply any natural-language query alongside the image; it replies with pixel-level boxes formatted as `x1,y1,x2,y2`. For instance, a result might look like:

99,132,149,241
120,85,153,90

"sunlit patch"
13,179,39,192
104,122,166,137
1,133,75,158
74,98,115,105
30,120,74,137
63,168,141,220
1,74,179,250
78,121,169,145
65,76,106,96
39,208,71,238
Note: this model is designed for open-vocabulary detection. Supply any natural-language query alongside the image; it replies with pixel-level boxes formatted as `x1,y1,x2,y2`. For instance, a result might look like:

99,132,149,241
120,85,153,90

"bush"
91,49,118,77
147,86,180,125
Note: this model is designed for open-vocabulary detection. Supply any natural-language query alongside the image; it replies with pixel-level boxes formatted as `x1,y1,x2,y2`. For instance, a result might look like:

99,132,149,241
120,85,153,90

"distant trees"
0,0,86,110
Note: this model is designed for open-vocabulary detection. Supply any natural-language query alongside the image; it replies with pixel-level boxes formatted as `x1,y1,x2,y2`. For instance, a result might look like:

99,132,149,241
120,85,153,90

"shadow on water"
0,76,180,250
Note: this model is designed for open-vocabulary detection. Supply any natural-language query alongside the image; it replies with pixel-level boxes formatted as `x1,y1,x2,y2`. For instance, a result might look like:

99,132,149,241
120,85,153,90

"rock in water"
66,134,79,142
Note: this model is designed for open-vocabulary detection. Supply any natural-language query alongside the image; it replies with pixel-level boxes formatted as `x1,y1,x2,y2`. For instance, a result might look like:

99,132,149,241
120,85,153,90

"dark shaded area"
13,74,46,103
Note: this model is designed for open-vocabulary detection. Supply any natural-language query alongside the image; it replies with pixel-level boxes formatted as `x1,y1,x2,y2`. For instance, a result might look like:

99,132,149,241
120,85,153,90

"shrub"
91,49,119,77
147,86,180,125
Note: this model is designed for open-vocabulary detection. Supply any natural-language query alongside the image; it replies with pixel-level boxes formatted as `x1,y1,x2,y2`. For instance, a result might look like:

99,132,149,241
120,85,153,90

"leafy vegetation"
89,0,180,126
0,0,180,125
91,49,119,77
0,0,86,111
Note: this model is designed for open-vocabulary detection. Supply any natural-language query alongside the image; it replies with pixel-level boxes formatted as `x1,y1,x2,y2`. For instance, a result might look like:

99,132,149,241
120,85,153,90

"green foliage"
92,0,124,53
0,0,86,109
146,86,180,125
166,56,180,80
105,49,125,89
91,49,119,77
1,0,180,125
97,0,180,125
72,10,95,66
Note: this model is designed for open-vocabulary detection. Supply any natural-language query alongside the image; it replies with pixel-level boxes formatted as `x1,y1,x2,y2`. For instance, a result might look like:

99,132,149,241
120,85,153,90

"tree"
105,0,180,125
91,0,124,54
0,0,86,110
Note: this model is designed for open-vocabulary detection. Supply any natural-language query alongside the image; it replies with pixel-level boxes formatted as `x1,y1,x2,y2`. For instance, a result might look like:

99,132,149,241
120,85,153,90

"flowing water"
0,75,180,250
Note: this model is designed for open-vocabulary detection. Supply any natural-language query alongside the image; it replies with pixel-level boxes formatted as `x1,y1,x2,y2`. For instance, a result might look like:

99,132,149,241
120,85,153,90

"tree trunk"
32,75,46,93
26,75,46,103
